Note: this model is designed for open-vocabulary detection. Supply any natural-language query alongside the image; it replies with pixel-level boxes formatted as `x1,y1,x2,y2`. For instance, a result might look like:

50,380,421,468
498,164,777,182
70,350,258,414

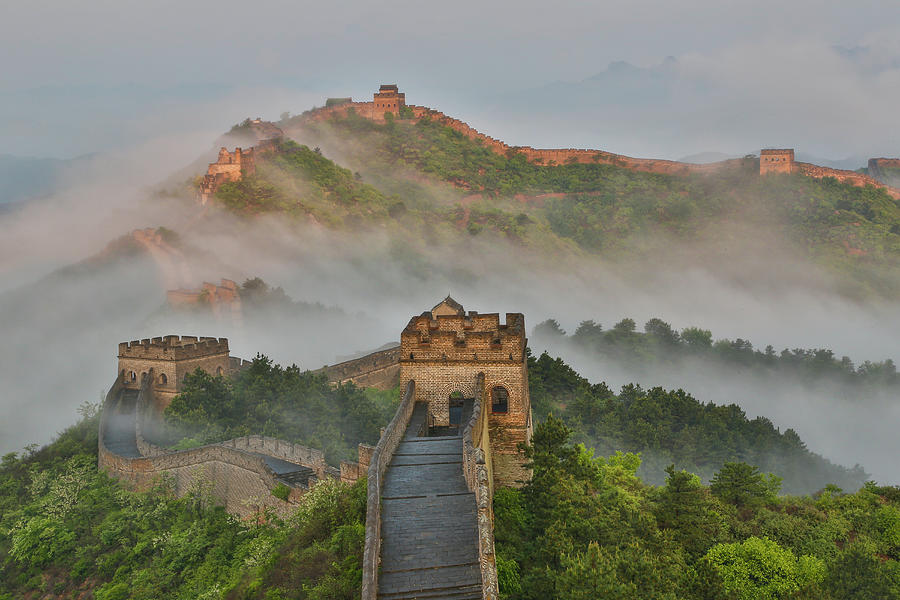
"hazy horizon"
3,1,900,161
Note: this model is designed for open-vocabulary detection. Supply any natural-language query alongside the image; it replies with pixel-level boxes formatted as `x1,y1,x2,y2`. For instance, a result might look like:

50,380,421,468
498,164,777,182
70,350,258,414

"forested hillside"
527,350,869,494
4,343,893,598
0,407,367,600
494,416,900,599
250,109,900,297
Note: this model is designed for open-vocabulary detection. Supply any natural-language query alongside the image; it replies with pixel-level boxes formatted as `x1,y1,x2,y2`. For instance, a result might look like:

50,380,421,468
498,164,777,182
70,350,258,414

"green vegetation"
163,354,399,465
216,140,396,225
0,405,366,599
527,350,869,493
494,416,900,599
283,110,900,295
533,316,899,389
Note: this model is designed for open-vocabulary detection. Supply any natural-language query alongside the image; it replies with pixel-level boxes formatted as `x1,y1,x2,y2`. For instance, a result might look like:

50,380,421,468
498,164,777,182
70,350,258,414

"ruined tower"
117,336,233,413
399,297,533,486
373,84,406,115
760,148,795,175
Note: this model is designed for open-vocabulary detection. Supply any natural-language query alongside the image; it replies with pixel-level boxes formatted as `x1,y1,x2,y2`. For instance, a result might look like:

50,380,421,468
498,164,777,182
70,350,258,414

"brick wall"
316,346,402,390
794,162,900,199
760,149,795,174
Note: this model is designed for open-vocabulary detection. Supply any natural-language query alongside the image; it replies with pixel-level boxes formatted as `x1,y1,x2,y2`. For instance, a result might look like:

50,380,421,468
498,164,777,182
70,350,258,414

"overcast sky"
3,0,900,160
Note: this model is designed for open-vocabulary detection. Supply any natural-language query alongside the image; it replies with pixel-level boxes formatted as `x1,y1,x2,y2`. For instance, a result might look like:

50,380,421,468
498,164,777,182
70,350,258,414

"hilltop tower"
373,84,406,115
760,148,795,175
117,335,233,413
399,297,533,486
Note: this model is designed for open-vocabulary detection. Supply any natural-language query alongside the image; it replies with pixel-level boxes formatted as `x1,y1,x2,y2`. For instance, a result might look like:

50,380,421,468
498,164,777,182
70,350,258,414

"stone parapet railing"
462,373,499,600
99,369,325,516
361,379,416,600
316,346,401,390
219,435,328,477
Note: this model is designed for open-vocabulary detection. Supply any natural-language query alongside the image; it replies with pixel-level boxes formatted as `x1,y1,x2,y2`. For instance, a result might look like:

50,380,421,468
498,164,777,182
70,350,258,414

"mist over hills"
1,90,898,489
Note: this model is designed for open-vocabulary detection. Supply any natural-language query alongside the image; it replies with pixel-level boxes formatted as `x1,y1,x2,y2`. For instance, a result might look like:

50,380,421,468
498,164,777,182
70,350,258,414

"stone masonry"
298,85,900,198
399,297,533,488
760,149,795,174
118,335,233,413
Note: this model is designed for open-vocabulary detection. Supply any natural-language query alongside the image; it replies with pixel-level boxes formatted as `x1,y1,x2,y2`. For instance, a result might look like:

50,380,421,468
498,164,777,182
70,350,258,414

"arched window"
491,386,509,413
216,366,225,376
158,373,168,385
129,370,137,382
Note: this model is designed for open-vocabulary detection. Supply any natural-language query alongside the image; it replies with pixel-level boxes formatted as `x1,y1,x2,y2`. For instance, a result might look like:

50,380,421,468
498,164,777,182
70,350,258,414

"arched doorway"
491,386,509,414
448,391,465,427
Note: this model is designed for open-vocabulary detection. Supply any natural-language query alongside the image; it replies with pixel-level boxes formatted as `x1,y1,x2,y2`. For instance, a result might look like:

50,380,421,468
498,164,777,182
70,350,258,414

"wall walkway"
98,370,326,517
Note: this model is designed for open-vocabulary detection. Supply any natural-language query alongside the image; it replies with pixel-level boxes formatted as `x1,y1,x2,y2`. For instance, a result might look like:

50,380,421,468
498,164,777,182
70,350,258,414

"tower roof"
431,296,465,317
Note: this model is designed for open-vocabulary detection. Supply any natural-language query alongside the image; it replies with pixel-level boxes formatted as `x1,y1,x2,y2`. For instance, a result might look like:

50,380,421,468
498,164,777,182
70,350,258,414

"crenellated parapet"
399,298,532,488
400,311,526,364
198,122,283,204
118,335,233,412
118,335,229,360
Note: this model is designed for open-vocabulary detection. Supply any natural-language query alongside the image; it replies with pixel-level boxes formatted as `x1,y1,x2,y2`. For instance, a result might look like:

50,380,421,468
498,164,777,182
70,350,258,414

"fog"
0,74,898,491
532,334,899,485
4,2,900,160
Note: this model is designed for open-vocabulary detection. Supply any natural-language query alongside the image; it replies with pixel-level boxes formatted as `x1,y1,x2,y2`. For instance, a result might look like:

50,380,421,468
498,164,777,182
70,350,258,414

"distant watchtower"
118,336,233,413
760,148,795,175
373,84,406,115
399,297,533,486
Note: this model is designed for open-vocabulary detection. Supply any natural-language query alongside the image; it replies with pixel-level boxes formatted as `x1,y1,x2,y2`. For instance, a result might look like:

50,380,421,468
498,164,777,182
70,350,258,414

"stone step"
390,453,462,466
378,585,481,600
378,563,482,598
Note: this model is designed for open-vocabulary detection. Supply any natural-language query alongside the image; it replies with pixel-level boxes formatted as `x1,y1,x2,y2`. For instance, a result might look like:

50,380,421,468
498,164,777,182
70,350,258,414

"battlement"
373,83,406,115
760,149,795,175
401,300,526,363
118,335,229,361
198,121,283,204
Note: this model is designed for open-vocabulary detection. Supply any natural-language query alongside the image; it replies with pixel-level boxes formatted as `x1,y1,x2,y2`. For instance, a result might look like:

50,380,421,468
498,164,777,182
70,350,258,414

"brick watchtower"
118,335,232,413
399,297,533,486
760,148,795,175
373,84,406,115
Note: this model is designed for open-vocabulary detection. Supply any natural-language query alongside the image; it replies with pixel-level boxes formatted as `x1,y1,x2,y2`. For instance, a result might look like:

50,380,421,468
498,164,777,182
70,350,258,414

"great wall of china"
195,83,900,204
99,298,521,599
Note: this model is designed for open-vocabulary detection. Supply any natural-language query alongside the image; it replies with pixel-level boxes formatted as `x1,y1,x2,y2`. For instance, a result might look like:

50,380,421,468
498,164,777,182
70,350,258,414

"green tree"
654,465,724,558
702,537,824,600
710,462,780,508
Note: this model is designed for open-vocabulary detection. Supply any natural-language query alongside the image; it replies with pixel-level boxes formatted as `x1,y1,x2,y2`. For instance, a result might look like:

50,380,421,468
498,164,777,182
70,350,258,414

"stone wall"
300,87,900,201
316,346,401,390
219,435,327,478
760,149,795,174
167,279,243,327
463,374,499,599
118,336,232,413
361,380,416,600
868,158,900,185
99,369,326,518
795,162,900,199
198,128,282,204
398,310,531,487
301,100,743,176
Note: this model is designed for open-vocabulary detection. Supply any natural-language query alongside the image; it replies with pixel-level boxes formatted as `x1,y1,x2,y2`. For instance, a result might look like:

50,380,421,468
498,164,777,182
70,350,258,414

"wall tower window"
491,386,509,413
158,373,168,385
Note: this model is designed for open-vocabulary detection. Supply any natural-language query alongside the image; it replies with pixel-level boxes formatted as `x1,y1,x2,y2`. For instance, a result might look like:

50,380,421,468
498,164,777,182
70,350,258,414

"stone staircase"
377,403,481,599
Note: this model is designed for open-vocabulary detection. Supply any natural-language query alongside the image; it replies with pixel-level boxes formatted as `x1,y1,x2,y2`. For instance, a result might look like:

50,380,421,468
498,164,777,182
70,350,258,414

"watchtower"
399,297,533,486
117,335,232,413
760,148,795,175
373,84,406,115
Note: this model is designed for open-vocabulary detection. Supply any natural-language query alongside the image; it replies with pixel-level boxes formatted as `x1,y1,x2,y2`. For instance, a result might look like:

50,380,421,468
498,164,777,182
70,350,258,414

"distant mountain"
0,153,94,205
